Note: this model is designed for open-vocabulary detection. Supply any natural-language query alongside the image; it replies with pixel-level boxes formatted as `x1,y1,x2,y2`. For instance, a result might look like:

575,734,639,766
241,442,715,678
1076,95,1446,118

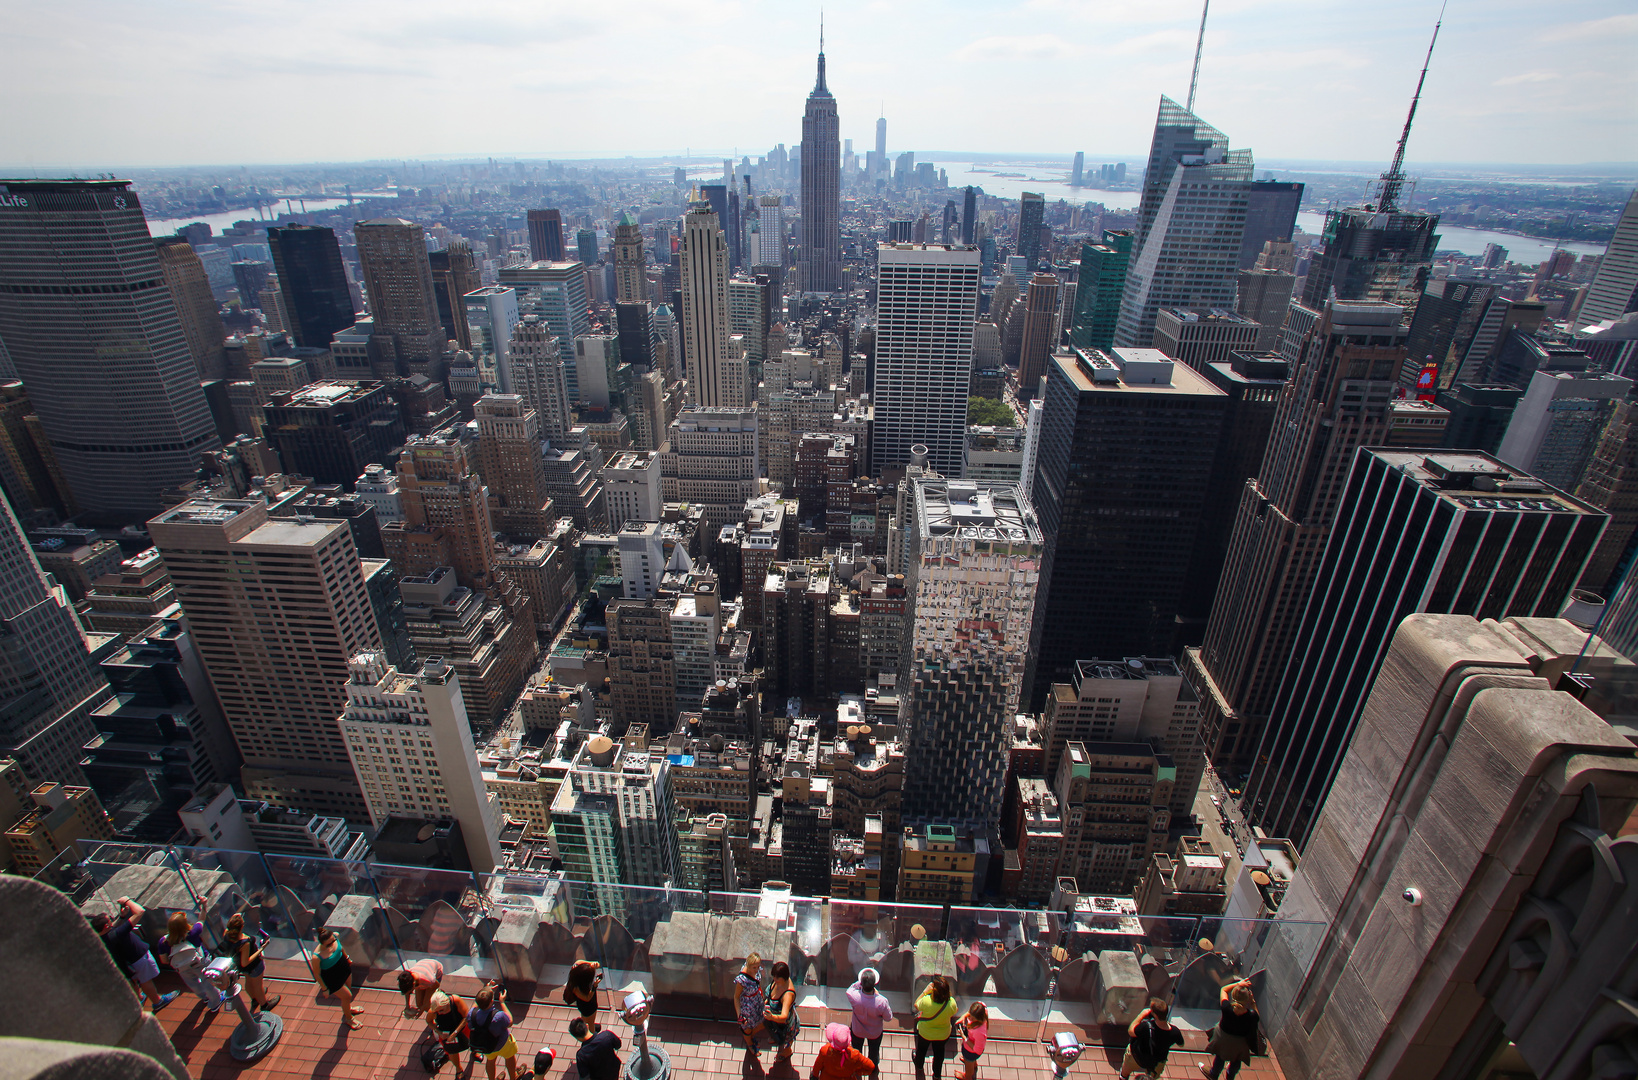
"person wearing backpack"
424,990,471,1074
1121,998,1186,1079
158,911,224,1011
220,912,280,1012
461,983,525,1080
90,897,179,1013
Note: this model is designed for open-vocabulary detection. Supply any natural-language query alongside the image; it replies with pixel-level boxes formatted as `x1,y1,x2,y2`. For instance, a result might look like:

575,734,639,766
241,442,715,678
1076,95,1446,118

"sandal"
345,1013,364,1030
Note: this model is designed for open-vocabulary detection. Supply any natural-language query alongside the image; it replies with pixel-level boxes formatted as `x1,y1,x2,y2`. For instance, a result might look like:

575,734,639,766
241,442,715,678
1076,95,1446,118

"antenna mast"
1378,2,1445,213
1186,0,1210,113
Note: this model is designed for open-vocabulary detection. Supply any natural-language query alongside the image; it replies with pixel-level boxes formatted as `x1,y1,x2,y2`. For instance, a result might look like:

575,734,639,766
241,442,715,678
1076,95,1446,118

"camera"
1402,887,1423,906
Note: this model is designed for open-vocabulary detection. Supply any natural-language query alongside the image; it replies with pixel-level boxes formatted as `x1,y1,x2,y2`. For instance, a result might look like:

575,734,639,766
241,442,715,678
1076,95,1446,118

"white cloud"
952,34,1082,62
1492,70,1562,86
1542,12,1638,42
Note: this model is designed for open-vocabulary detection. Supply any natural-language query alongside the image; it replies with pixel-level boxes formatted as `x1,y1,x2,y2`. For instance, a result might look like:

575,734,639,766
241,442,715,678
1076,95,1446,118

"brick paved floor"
153,973,1286,1080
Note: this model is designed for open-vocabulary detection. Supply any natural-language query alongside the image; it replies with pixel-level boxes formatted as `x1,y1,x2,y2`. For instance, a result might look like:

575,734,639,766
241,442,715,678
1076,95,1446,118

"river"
1294,210,1603,264
144,193,400,237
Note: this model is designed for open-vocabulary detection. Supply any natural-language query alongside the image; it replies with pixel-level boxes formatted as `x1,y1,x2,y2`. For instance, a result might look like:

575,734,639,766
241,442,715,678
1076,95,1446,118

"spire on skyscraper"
1186,0,1210,113
1375,3,1445,213
814,14,829,95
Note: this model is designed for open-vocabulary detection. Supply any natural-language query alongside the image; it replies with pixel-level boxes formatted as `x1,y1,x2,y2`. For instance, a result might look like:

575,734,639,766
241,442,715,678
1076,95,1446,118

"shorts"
1121,1049,1167,1077
575,997,599,1018
484,1037,519,1062
962,1049,982,1063
128,951,160,984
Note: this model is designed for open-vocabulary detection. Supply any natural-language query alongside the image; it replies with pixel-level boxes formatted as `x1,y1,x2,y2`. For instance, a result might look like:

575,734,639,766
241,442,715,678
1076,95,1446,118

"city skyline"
2,1,1633,169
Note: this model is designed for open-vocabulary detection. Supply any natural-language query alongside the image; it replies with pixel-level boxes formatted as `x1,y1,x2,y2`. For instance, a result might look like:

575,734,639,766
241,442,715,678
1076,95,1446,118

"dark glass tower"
961,186,977,245
1236,181,1304,269
0,180,219,521
799,49,841,293
1068,230,1133,350
269,224,355,349
1016,192,1045,268
528,209,566,262
1245,449,1605,846
1025,347,1227,709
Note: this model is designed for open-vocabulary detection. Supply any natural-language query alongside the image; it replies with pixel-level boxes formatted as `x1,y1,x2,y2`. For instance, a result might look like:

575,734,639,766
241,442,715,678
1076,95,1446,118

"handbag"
421,1041,448,1074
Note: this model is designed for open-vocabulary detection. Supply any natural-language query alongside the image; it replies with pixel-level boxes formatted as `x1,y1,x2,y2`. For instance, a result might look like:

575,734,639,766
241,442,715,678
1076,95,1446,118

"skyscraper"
870,244,981,477
1016,274,1061,399
901,478,1041,830
268,224,356,350
1244,449,1605,846
1115,110,1253,349
659,406,759,533
1026,348,1227,707
1016,192,1045,268
498,260,590,399
0,180,220,521
679,201,744,407
527,209,566,263
428,240,481,349
961,186,977,246
1071,152,1085,187
1234,267,1296,353
149,497,383,820
756,197,785,267
340,652,503,872
1133,97,1230,252
1235,181,1304,270
0,489,109,786
153,236,229,381
1578,187,1638,327
1068,231,1134,351
575,229,598,266
355,218,448,375
463,285,520,391
1300,208,1439,312
875,116,887,180
384,430,500,592
799,48,842,293
611,212,646,303
1185,300,1413,768
473,393,555,540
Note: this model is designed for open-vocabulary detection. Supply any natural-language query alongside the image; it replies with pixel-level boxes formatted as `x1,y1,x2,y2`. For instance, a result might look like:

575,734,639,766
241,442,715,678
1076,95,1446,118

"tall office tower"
756,197,785,267
268,224,355,350
527,209,566,263
428,240,482,349
1153,308,1261,372
1573,401,1638,595
0,180,220,521
1235,181,1304,269
606,598,676,734
961,187,977,246
262,380,405,486
1578,188,1638,326
1445,295,1547,385
900,479,1041,830
506,315,572,444
1115,131,1253,349
698,185,734,272
727,278,769,364
870,244,982,476
355,219,448,375
575,229,598,266
1401,278,1498,386
1185,300,1413,770
153,237,229,380
799,49,842,293
384,431,499,592
1016,274,1062,399
1026,348,1226,707
1434,382,1522,455
473,394,554,540
0,382,68,520
659,406,759,533
1496,371,1632,491
550,737,680,906
614,301,655,372
1234,267,1296,353
940,201,956,245
149,498,383,819
1071,152,1085,187
1259,614,1638,1080
678,201,740,407
0,491,109,786
1016,193,1045,268
340,652,502,871
1245,450,1605,846
611,213,646,303
463,285,520,391
1066,231,1134,351
1133,97,1230,251
1301,209,1439,313
875,116,887,179
232,260,271,311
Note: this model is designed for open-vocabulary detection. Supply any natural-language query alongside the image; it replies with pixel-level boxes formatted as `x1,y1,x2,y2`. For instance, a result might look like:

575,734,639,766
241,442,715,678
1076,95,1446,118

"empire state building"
800,49,841,293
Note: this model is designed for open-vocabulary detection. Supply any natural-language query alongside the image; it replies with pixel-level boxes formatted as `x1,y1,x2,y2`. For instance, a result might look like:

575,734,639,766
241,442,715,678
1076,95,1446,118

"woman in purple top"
847,967,894,1080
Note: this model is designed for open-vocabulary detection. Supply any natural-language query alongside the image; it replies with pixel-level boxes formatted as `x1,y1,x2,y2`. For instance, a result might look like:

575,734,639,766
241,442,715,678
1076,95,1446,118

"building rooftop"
1377,451,1603,512
913,479,1040,544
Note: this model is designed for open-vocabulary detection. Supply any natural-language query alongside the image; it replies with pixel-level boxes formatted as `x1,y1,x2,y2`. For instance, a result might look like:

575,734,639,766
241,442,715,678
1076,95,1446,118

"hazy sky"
3,0,1634,169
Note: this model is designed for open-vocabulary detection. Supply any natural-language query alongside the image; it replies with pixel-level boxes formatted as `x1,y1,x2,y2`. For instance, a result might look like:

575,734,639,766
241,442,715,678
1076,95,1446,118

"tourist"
398,958,445,1016
957,1002,988,1080
90,897,178,1013
564,959,602,1022
309,927,364,1029
732,952,764,1051
1121,998,1186,1079
1200,980,1261,1080
913,974,959,1080
813,1021,875,1080
462,983,524,1080
846,966,893,1076
570,1017,623,1080
425,990,472,1075
220,913,280,1012
157,911,223,1011
762,960,800,1062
